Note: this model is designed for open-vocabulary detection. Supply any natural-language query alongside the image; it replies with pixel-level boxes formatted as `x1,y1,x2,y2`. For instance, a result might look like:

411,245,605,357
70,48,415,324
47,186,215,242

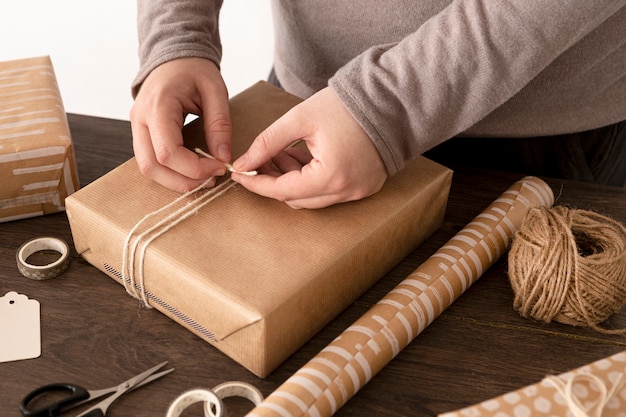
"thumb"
233,107,306,171
204,109,233,162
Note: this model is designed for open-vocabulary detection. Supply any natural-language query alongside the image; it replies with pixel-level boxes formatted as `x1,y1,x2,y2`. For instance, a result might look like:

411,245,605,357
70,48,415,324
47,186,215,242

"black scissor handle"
20,383,90,417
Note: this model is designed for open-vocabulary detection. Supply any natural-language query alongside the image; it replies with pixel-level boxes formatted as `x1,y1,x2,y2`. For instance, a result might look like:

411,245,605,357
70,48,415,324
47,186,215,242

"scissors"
20,361,174,417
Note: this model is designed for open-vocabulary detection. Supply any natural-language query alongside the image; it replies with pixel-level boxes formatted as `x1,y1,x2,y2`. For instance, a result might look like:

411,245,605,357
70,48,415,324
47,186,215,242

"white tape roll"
205,381,264,417
16,237,70,280
166,389,223,417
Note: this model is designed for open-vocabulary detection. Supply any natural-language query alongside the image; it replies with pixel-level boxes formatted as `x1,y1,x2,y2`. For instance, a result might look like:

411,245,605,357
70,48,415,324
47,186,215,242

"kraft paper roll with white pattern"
246,176,554,417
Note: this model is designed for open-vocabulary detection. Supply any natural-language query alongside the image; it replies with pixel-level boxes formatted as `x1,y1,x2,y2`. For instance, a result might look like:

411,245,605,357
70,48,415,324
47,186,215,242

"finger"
283,195,346,210
255,161,283,177
148,112,227,180
271,151,305,173
132,122,216,192
201,84,233,163
231,170,320,202
283,145,313,165
233,155,382,209
232,107,307,172
233,159,341,204
233,171,344,209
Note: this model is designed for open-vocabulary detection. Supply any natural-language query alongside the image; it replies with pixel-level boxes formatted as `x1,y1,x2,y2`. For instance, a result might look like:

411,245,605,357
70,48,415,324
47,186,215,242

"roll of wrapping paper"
246,176,554,417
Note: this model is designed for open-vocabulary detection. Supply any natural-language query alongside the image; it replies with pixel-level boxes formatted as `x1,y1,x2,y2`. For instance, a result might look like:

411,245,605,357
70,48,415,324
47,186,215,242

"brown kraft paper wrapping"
246,176,554,416
0,56,79,222
65,81,453,377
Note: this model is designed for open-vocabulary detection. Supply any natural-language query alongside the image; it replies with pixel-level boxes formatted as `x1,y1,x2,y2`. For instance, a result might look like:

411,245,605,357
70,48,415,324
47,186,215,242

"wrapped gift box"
0,56,79,222
440,350,626,417
66,81,452,377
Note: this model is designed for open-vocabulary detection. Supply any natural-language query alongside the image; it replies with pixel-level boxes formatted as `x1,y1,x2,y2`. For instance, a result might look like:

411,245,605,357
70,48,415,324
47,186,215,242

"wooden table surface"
1,114,625,417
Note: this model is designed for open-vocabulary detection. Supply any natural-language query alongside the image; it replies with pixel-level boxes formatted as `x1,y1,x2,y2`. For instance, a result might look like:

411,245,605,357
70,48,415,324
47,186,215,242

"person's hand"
231,87,388,209
130,58,232,193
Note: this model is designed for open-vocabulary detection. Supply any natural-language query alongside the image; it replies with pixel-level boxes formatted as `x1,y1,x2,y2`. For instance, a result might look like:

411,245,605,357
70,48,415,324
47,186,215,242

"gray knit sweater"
134,0,626,176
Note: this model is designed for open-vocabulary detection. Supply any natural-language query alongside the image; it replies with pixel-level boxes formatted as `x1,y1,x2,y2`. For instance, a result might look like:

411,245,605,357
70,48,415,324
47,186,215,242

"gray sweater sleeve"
329,0,626,175
132,0,224,96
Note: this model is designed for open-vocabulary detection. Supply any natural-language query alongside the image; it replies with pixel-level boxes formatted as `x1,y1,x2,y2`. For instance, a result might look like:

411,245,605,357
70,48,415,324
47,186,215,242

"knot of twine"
508,206,626,334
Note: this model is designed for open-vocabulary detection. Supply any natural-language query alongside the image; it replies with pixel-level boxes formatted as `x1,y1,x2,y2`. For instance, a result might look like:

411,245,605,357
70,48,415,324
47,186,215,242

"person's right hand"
130,57,232,193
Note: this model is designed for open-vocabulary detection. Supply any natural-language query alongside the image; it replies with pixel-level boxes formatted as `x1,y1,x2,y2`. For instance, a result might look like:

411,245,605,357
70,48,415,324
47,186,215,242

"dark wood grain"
1,114,625,417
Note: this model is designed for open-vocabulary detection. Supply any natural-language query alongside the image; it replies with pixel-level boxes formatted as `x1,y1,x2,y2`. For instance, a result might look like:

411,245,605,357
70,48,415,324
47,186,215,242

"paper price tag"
0,291,41,363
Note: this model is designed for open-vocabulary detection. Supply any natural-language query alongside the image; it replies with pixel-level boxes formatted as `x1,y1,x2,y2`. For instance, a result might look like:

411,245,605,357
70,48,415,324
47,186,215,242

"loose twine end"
543,372,626,417
194,148,257,176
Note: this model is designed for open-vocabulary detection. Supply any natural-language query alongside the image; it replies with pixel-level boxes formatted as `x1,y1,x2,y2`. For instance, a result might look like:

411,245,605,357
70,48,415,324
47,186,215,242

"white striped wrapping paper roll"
246,176,554,417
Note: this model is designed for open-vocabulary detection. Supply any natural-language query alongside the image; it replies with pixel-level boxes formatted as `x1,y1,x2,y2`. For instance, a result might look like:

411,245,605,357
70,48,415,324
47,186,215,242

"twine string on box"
122,176,238,307
508,206,626,333
121,149,255,306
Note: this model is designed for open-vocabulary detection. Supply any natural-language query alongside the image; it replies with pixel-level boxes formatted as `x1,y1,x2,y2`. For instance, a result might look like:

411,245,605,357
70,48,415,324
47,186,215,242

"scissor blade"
72,363,173,417
124,361,170,390
130,368,174,391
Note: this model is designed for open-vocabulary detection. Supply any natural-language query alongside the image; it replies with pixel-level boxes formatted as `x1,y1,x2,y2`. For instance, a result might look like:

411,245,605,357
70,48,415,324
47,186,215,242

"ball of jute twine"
508,205,626,334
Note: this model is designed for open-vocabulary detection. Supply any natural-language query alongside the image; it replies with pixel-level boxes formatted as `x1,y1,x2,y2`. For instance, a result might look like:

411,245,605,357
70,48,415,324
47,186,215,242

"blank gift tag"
0,291,41,363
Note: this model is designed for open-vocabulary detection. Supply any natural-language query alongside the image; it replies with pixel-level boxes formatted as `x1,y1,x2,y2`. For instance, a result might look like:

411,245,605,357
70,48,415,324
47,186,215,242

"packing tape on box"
16,237,70,280
166,382,263,417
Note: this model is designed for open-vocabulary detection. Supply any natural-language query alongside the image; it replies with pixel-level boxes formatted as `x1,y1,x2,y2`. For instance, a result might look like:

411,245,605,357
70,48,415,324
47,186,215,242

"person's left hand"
231,87,388,209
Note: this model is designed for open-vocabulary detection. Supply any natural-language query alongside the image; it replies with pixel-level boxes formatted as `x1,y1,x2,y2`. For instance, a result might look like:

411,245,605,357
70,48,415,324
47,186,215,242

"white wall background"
0,0,274,120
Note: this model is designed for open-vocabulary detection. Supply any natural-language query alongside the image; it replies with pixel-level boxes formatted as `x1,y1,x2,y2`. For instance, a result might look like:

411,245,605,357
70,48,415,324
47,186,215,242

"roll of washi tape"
166,389,223,417
16,237,71,280
206,382,264,417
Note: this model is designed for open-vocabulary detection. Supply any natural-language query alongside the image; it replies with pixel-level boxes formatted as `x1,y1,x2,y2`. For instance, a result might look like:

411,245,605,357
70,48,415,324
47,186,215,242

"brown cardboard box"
0,56,79,222
439,350,626,417
66,82,452,377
